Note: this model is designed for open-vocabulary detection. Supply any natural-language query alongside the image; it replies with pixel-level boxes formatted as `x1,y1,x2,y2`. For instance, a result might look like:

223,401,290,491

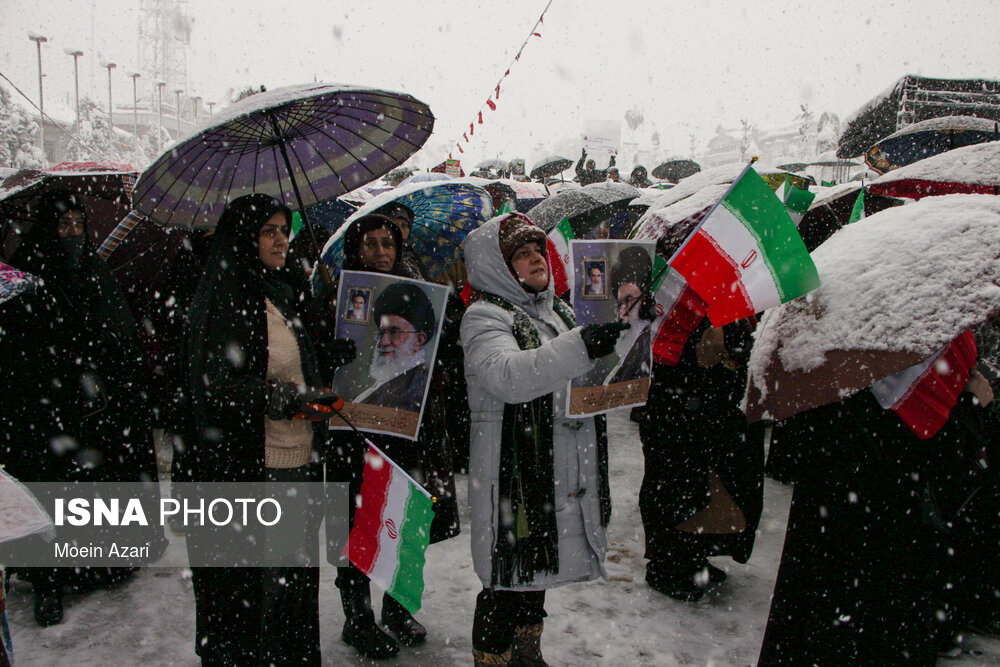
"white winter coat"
460,217,608,590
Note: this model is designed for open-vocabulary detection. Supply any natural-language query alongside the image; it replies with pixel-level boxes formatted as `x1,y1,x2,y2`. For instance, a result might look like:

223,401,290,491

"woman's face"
359,227,396,272
257,212,289,270
510,241,548,292
56,209,86,238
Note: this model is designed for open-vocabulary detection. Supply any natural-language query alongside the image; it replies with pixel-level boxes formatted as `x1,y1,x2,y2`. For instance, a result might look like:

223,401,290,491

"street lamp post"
174,89,183,137
192,96,201,123
156,81,166,151
207,101,216,118
129,73,141,138
64,49,83,141
28,33,47,155
102,61,117,140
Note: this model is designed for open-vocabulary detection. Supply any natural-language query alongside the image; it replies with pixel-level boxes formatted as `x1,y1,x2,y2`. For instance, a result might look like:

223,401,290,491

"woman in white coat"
461,212,628,666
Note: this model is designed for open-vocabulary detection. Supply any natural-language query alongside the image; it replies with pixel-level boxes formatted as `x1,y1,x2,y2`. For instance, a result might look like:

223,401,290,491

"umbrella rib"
284,115,377,190
146,137,217,225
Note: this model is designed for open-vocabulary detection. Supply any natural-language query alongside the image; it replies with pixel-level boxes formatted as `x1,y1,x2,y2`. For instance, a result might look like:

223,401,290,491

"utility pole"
156,81,166,151
129,72,141,137
65,48,84,141
102,61,117,140
174,88,183,137
28,33,47,155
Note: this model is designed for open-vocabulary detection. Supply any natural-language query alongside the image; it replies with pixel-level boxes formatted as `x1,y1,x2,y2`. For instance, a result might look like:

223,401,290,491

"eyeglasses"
259,225,289,239
373,327,418,342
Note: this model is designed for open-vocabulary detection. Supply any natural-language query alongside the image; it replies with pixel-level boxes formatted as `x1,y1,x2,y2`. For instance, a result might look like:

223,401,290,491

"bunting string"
448,0,554,160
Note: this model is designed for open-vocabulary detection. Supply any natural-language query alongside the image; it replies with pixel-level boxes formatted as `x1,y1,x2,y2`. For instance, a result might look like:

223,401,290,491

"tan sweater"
264,298,314,468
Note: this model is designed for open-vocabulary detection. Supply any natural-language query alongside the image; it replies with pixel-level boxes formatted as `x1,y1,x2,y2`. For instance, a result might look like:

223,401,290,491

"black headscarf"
342,214,404,275
181,193,322,482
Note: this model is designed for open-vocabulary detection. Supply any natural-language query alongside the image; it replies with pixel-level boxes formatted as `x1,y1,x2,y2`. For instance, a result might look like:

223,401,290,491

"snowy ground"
6,412,1000,666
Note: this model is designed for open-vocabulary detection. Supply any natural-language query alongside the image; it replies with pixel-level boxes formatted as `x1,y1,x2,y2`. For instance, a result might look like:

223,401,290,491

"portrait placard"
568,240,656,416
330,270,450,440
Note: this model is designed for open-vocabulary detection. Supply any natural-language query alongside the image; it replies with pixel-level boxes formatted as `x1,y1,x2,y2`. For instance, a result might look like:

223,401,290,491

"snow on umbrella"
0,165,135,261
399,172,453,186
864,115,1000,175
744,194,1000,423
476,158,509,171
313,180,493,286
797,183,903,252
384,166,417,187
651,158,701,183
867,140,1000,200
0,468,54,545
631,183,731,245
528,181,639,236
529,156,573,180
132,83,434,233
453,177,547,213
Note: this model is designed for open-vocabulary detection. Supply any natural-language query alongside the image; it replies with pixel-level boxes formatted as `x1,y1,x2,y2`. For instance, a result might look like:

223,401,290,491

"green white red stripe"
650,256,707,365
871,330,977,439
546,216,574,296
347,443,434,613
669,164,820,327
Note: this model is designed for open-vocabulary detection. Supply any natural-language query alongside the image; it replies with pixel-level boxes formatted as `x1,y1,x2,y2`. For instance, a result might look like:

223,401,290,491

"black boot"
34,589,64,627
381,592,427,646
340,582,399,659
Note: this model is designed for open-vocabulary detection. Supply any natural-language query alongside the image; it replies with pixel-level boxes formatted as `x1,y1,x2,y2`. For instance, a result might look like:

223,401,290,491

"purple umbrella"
132,84,434,235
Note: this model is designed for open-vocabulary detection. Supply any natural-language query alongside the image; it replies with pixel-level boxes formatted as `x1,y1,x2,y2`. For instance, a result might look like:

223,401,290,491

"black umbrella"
528,181,639,236
652,158,701,183
529,155,574,180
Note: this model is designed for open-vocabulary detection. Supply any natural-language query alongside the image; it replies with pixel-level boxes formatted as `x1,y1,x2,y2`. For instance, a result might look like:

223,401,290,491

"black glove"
638,292,658,321
327,337,357,368
581,147,587,158
580,322,630,359
267,382,342,420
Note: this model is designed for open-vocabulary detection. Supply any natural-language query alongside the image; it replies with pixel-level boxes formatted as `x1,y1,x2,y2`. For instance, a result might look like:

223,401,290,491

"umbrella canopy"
476,158,508,171
632,183,731,245
132,83,434,229
796,183,903,251
865,116,1000,175
399,172,453,186
868,140,1000,199
527,181,639,235
651,158,701,183
0,262,39,306
0,468,54,545
313,180,493,285
0,165,136,261
453,177,547,213
744,194,1000,423
384,166,417,187
529,155,574,180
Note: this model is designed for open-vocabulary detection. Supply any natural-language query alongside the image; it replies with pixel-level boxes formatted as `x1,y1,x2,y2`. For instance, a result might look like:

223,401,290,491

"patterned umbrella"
132,83,434,231
314,181,493,286
0,262,39,306
868,141,1000,199
865,116,1000,175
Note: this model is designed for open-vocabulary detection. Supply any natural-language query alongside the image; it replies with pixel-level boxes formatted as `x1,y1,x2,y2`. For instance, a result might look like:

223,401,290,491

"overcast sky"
2,0,999,168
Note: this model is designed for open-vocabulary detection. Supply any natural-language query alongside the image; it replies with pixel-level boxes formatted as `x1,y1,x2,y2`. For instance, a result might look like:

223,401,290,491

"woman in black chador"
2,191,161,626
180,193,354,666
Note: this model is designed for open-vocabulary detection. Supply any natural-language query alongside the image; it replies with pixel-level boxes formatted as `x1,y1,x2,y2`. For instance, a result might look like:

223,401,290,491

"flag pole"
328,404,434,500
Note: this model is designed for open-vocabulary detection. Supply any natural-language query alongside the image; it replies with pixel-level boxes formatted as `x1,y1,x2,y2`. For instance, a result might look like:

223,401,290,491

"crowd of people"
2,158,1000,667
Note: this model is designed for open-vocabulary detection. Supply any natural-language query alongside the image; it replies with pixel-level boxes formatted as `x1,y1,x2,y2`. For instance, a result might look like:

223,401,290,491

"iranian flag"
546,216,574,296
870,330,978,439
347,443,434,613
774,179,816,227
649,256,708,365
669,164,820,327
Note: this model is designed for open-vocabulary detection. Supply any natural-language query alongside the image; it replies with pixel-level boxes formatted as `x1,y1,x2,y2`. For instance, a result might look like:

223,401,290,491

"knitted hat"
372,282,436,342
498,213,546,264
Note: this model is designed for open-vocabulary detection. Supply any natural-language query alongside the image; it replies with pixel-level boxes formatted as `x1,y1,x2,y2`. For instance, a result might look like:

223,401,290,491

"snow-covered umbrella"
398,172,452,186
651,158,701,183
476,158,508,171
868,140,1000,200
529,155,574,180
0,165,136,261
131,84,434,257
452,177,547,213
744,194,1000,423
313,180,493,285
864,115,1000,175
